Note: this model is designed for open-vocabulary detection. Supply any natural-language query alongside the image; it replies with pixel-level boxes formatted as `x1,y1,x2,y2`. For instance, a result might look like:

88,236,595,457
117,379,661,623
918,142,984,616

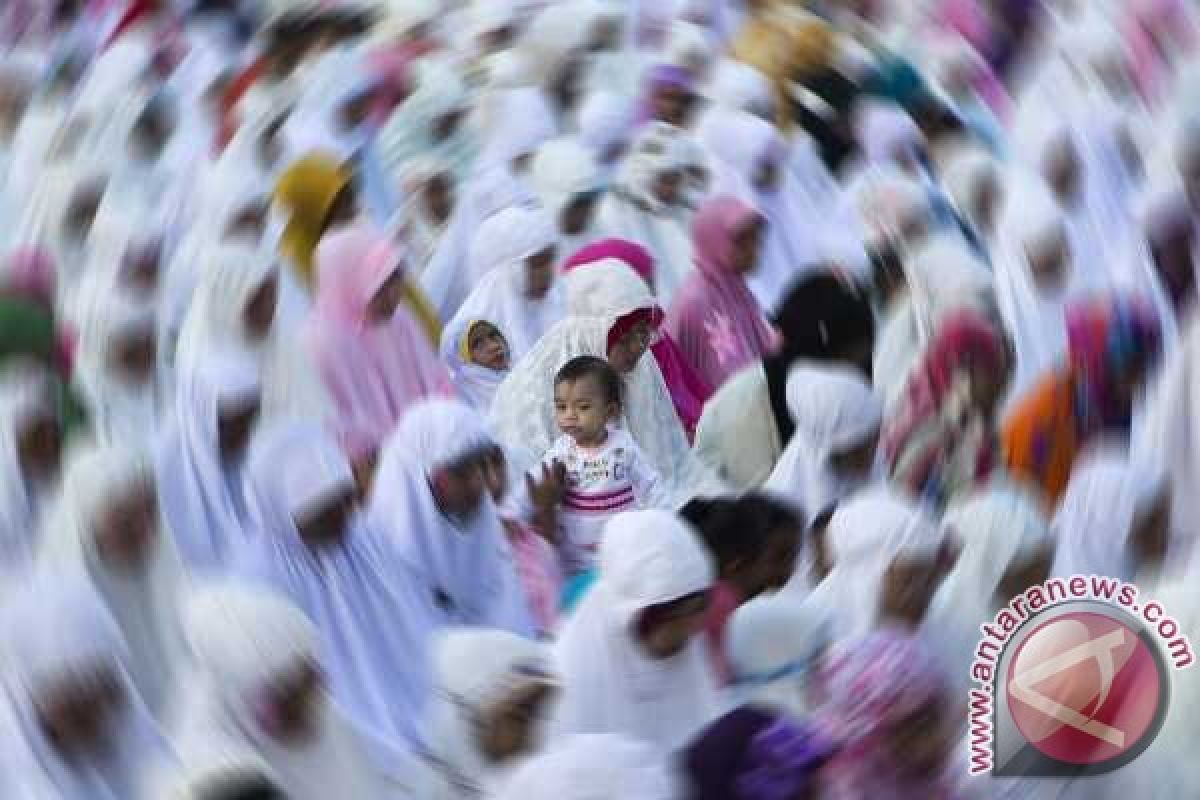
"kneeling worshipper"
0,574,170,798
552,510,721,751
231,418,443,778
166,580,402,799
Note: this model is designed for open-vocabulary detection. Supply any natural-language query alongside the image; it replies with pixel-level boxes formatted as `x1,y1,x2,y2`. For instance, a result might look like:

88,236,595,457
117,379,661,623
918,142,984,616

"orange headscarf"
273,152,353,287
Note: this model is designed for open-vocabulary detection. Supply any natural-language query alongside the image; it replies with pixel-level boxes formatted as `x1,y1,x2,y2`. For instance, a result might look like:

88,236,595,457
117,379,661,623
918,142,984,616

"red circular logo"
1006,611,1165,766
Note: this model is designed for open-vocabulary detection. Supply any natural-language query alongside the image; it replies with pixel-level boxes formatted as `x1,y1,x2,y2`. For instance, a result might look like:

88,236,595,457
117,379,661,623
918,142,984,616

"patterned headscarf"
1066,295,1162,432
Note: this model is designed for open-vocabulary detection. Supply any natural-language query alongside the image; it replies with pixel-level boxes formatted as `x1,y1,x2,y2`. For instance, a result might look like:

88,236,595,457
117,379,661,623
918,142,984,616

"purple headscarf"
635,63,695,127
683,706,836,800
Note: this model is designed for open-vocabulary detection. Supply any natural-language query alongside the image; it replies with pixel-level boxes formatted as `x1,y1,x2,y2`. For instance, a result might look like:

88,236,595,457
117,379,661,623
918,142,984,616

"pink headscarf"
4,248,56,308
562,238,711,441
1125,0,1199,105
306,225,453,460
666,195,776,392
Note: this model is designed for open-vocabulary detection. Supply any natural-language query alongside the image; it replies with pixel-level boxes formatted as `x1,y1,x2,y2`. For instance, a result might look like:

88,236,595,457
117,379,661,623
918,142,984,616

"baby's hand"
526,461,567,509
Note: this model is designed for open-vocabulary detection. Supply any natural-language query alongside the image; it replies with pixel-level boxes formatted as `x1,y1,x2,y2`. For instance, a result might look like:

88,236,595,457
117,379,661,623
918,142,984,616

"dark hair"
198,774,286,800
554,355,621,408
680,495,771,571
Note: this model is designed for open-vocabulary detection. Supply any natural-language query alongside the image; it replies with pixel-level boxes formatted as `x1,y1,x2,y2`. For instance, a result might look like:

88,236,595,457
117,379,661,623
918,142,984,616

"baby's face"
554,376,613,445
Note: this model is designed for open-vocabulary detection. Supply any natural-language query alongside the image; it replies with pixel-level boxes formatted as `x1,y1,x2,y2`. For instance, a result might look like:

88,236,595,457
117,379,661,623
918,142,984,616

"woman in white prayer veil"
725,592,832,718
493,733,674,800
489,259,721,501
0,573,169,799
595,122,697,306
992,172,1082,412
531,137,609,259
156,350,261,574
38,442,187,719
765,363,883,525
447,204,564,365
551,510,721,751
417,628,558,800
0,363,63,586
230,418,444,775
377,56,478,185
574,90,637,183
169,580,399,800
924,482,1054,700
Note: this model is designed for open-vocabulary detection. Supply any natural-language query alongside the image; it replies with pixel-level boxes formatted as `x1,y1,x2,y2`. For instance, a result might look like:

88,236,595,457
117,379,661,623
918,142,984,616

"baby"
536,355,660,577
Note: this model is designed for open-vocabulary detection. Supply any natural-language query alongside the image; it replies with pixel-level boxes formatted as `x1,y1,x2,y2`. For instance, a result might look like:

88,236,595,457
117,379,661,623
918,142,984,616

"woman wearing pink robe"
665,195,776,393
306,224,452,465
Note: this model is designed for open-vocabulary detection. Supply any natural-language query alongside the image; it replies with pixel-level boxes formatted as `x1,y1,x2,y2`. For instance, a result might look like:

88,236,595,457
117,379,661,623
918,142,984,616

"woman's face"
422,171,456,227
730,216,765,275
36,667,127,760
468,322,510,371
524,247,557,299
258,660,323,745
636,592,709,660
242,274,279,342
552,56,584,114
16,411,62,483
997,543,1055,606
1025,227,1070,290
217,395,261,463
293,486,357,550
606,320,655,373
561,191,600,236
1131,489,1171,573
367,267,406,324
1151,225,1197,312
431,451,490,521
121,238,162,294
475,679,558,764
63,182,105,243
652,168,683,208
828,427,880,483
653,83,695,128
92,477,159,573
1043,138,1082,206
974,174,1002,233
753,155,781,193
110,327,157,384
431,108,465,141
225,201,269,242
481,445,508,502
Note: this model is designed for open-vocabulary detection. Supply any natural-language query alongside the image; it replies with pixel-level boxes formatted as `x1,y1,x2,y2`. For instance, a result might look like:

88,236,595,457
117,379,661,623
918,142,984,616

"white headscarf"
155,350,260,574
493,733,674,800
531,136,607,256
552,510,719,750
489,259,719,502
438,313,509,414
765,363,882,520
574,90,637,179
232,419,439,774
420,628,553,799
705,59,774,121
367,399,534,635
171,580,390,800
378,56,477,183
38,442,186,718
726,592,831,718
0,363,59,581
0,574,168,799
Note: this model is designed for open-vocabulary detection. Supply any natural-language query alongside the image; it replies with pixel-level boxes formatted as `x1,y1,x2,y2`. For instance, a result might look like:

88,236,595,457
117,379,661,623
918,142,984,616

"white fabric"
552,510,719,750
493,733,674,800
155,350,260,574
531,135,608,256
0,364,58,582
765,362,882,520
726,592,831,718
171,581,393,800
692,362,782,489
419,628,551,799
378,56,477,183
490,259,720,503
438,312,509,414
38,442,186,718
0,574,168,799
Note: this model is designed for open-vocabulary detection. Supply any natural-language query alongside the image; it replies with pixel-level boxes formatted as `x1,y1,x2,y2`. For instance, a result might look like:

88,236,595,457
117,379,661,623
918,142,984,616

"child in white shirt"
537,355,660,577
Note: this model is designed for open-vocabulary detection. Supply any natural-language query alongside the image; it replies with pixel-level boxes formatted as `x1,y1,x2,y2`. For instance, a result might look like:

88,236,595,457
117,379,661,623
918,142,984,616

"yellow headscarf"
401,279,443,348
732,10,836,131
273,152,352,287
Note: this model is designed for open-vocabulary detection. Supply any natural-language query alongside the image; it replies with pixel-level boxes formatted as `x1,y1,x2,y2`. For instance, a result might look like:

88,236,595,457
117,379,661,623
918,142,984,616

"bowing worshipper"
665,195,776,393
816,631,962,800
305,223,451,472
452,203,563,363
551,510,722,751
366,399,535,636
155,350,261,574
694,272,877,489
765,363,883,529
231,418,441,776
595,122,698,307
1003,295,1163,506
681,705,837,800
726,592,833,719
0,574,170,798
489,259,720,502
882,309,1012,509
562,237,712,440
530,137,609,260
38,442,186,720
168,581,402,799
492,733,674,800
924,483,1054,699
416,628,558,799
0,362,65,584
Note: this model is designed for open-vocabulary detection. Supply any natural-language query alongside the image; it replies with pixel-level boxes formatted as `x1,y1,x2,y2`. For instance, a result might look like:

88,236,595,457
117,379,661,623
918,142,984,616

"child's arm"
525,461,566,544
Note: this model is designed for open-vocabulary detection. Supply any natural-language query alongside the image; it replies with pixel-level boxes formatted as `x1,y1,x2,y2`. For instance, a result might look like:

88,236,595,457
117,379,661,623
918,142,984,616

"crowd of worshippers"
1,0,1199,798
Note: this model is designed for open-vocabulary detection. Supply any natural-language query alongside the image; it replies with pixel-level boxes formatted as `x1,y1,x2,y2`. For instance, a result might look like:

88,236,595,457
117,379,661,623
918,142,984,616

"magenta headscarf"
562,238,711,441
666,195,776,392
306,224,453,460
1125,0,1199,105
